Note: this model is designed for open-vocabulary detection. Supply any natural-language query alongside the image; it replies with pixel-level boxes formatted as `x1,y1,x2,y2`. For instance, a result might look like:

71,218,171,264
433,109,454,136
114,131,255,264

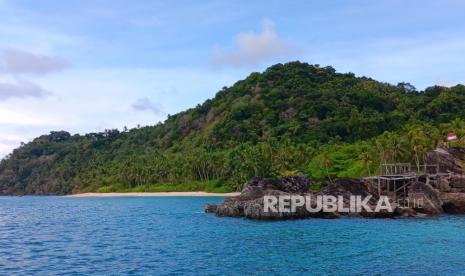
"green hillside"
2,61,465,195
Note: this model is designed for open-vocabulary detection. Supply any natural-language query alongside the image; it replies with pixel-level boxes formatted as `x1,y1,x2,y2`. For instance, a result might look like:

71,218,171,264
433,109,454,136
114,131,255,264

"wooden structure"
364,163,449,201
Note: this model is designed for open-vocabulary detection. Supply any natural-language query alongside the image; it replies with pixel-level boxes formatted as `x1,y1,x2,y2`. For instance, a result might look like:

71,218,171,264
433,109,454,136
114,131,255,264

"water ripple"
0,196,465,275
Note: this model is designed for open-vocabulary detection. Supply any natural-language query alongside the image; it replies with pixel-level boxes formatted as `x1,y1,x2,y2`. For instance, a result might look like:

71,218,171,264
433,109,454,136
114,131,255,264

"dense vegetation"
1,62,465,195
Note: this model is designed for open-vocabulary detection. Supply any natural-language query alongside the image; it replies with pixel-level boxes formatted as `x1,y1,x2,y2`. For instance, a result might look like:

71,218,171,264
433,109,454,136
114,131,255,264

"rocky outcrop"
205,175,457,219
317,178,375,198
408,182,443,215
239,174,310,199
448,175,465,191
206,176,404,219
212,175,311,218
426,147,465,174
440,193,465,214
206,175,337,219
207,147,465,220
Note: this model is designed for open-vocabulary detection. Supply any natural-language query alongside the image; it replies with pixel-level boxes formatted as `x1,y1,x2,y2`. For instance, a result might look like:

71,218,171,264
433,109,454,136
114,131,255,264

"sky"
1,0,465,157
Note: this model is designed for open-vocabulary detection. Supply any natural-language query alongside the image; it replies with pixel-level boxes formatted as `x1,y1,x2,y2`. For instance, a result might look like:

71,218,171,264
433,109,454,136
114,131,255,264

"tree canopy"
1,61,465,194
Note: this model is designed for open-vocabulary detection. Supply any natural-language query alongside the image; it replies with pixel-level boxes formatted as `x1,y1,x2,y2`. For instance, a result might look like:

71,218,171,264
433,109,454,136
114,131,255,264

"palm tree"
359,151,373,177
320,152,334,184
407,127,430,172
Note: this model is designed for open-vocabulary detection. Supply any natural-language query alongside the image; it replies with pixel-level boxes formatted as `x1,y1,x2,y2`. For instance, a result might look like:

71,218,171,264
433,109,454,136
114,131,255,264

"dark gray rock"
440,193,465,214
449,175,465,189
408,182,443,215
317,178,374,198
206,176,376,219
204,203,218,214
426,147,465,174
207,175,319,219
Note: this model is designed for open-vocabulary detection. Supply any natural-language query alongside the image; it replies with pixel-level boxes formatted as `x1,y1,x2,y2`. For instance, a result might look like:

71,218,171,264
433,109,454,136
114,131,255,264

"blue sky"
1,0,465,157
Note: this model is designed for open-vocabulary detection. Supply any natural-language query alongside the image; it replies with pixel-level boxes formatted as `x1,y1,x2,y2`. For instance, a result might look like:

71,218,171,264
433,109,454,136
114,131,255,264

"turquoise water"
1,197,465,275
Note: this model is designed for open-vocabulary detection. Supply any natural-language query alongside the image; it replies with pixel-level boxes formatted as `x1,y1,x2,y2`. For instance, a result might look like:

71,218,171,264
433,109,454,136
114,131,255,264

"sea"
1,196,465,275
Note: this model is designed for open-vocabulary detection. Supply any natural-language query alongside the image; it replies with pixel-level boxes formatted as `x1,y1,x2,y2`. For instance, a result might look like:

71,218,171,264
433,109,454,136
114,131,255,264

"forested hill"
2,61,465,195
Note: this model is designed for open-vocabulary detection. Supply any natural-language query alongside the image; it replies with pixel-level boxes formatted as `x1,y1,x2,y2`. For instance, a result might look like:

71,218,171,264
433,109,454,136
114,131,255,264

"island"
1,62,465,199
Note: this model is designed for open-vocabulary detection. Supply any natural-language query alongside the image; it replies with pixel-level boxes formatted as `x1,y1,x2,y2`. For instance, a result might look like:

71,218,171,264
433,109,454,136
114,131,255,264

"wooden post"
378,178,381,196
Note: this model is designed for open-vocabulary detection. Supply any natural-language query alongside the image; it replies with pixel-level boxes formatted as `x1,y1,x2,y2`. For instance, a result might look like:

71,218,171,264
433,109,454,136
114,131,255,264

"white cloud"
212,19,295,68
131,97,164,115
0,48,70,102
0,78,50,100
0,48,70,75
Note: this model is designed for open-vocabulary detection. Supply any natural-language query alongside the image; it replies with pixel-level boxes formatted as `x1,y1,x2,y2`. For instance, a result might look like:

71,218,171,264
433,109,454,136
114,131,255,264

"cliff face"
206,147,465,219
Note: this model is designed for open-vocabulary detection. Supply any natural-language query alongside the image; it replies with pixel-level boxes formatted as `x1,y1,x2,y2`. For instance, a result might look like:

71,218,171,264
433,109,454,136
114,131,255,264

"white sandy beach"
65,192,241,198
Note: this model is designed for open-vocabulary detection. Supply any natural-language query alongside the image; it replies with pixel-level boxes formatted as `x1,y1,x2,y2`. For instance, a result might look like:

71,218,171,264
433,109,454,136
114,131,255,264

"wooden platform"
363,163,452,199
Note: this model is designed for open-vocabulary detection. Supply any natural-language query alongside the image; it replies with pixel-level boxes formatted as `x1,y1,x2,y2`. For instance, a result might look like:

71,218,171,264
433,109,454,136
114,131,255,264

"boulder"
242,192,340,220
440,193,465,214
316,178,398,218
317,178,375,198
204,203,218,214
434,177,451,192
449,175,465,190
393,207,417,217
205,176,393,219
239,174,310,198
407,182,443,215
426,147,465,174
205,175,343,219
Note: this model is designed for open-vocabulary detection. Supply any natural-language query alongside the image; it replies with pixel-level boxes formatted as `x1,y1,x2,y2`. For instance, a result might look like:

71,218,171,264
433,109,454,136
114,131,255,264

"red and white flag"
447,132,458,141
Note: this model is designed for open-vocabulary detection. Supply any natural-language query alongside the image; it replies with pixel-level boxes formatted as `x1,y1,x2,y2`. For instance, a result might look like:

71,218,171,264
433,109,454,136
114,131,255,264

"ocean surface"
1,196,465,275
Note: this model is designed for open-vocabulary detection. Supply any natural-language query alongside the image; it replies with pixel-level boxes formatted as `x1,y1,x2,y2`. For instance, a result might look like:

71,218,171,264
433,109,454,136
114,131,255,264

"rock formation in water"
206,147,465,220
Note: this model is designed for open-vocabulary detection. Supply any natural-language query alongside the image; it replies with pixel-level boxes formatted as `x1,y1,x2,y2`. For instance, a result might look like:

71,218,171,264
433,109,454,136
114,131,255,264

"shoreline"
65,192,241,198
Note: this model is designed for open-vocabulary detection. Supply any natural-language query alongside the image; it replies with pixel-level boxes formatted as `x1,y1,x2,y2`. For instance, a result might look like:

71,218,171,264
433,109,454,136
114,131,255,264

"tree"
319,152,334,184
